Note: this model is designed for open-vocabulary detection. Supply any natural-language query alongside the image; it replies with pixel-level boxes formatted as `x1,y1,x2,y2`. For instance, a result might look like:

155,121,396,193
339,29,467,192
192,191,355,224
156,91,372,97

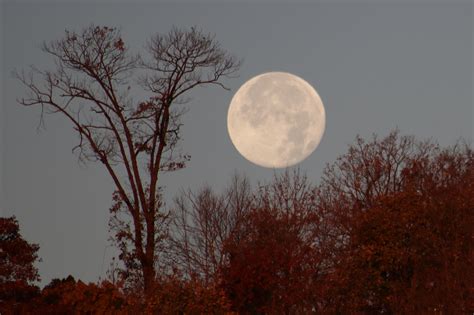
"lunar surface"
227,72,325,168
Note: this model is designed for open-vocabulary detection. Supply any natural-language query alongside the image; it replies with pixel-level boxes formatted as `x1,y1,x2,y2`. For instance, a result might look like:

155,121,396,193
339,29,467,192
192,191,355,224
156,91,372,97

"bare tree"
168,173,253,284
16,25,240,295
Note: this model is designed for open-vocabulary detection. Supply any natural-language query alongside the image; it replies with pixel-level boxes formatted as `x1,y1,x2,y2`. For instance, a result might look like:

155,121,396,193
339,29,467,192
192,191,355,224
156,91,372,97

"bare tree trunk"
142,253,155,295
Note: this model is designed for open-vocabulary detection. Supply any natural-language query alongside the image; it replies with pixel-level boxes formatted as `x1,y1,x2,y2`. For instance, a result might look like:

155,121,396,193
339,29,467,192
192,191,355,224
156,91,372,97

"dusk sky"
1,1,472,286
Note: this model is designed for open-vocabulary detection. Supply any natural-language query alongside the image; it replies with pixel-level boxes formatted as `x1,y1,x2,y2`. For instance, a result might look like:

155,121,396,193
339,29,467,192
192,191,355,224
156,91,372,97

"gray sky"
1,1,472,286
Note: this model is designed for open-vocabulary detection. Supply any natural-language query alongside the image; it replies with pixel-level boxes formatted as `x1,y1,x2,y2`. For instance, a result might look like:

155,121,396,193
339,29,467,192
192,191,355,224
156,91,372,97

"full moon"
227,72,325,168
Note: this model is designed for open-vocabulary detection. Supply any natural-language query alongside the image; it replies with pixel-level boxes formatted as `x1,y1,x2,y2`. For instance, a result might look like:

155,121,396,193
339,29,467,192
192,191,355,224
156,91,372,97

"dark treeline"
1,130,473,314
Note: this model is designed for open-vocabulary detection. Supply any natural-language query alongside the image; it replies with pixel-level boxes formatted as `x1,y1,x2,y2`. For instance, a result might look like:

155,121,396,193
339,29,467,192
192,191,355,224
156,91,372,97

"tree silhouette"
0,216,41,312
16,24,240,295
315,132,473,313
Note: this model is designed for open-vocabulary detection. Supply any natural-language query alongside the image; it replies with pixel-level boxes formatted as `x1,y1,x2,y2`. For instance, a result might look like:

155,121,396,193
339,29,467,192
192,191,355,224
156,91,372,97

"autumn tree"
165,132,472,313
315,131,473,313
37,276,128,314
0,216,41,312
313,130,438,280
128,272,231,314
331,165,473,313
17,25,240,295
221,207,318,314
215,170,324,313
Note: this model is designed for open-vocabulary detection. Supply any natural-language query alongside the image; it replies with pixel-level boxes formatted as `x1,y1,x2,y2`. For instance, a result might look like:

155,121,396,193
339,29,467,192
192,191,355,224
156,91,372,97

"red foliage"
221,206,319,313
39,276,127,314
134,274,232,314
319,138,474,313
0,217,40,284
3,274,230,314
2,131,472,313
0,216,41,313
